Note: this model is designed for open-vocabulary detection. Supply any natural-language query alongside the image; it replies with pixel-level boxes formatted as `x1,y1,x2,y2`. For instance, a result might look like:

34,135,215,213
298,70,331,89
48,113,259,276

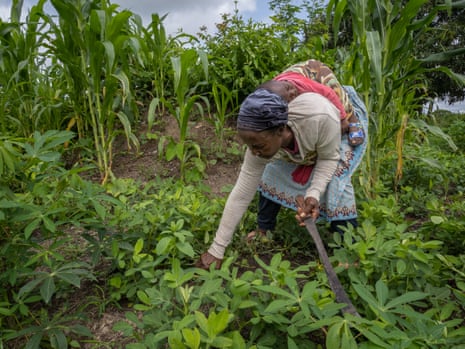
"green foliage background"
0,0,465,348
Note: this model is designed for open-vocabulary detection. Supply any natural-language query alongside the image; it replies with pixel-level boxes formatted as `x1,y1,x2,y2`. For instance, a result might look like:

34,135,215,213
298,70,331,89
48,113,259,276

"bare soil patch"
111,117,243,196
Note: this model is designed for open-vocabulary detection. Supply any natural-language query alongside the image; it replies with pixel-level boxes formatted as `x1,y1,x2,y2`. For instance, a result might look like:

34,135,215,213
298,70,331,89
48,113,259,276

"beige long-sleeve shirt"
208,92,341,258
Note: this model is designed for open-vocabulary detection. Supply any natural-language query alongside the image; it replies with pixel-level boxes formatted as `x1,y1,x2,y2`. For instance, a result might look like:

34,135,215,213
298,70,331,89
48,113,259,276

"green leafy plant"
207,82,236,152
3,308,93,349
0,0,56,137
1,1,465,348
154,48,209,180
47,0,141,183
18,259,95,304
199,9,294,102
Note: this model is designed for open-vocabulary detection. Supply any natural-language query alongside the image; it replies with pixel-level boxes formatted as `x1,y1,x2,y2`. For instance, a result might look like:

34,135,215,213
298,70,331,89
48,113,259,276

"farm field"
1,0,465,348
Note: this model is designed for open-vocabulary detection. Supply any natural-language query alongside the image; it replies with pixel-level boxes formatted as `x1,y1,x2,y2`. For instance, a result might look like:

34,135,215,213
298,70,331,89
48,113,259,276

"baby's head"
257,80,298,103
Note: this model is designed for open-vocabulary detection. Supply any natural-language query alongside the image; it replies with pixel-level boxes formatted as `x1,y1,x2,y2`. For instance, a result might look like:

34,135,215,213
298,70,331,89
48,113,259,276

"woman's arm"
208,148,268,258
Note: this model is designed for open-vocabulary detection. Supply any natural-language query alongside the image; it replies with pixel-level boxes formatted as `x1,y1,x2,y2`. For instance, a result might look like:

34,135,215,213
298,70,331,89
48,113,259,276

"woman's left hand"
295,195,319,225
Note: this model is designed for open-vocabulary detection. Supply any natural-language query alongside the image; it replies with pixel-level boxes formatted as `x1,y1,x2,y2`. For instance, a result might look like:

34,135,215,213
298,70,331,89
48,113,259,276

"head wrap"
237,88,288,131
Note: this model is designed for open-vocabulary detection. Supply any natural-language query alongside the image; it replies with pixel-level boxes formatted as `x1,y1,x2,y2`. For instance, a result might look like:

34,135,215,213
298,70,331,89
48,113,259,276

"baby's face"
275,81,298,102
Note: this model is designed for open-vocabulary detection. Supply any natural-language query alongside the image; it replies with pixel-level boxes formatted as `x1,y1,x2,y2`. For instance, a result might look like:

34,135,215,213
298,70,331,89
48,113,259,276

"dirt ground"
81,117,244,347
111,117,243,196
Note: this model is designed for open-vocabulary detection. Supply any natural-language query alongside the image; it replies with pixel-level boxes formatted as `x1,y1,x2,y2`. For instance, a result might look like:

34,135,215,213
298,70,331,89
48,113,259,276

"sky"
0,0,273,36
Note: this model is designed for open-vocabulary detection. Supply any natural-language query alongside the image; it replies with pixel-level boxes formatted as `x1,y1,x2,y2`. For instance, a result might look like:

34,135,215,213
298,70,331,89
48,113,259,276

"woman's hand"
295,195,319,225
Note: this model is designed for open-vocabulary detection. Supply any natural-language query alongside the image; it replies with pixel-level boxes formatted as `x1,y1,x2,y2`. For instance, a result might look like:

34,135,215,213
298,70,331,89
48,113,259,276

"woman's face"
238,128,285,159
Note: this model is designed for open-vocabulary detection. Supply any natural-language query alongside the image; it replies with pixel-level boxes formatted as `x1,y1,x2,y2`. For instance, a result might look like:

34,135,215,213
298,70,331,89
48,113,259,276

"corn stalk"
47,0,141,183
328,0,465,197
0,0,57,136
154,49,209,180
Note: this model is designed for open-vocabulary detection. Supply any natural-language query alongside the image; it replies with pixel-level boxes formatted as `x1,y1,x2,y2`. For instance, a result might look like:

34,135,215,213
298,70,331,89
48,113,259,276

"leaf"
24,332,43,349
210,336,233,348
24,218,40,239
430,216,444,224
366,31,384,96
194,311,208,335
210,309,230,337
264,299,296,314
56,272,81,288
50,330,68,349
238,300,257,309
147,97,160,131
134,238,144,256
254,285,296,299
71,324,93,337
175,241,195,257
358,327,392,348
18,277,45,298
396,259,406,274
156,236,172,255
375,280,389,307
42,215,56,233
40,277,56,304
352,283,378,309
420,47,465,62
92,200,106,220
228,331,246,349
385,291,427,309
103,41,115,71
287,337,299,349
182,328,200,349
137,290,152,305
410,119,457,151
326,321,343,349
165,141,178,161
0,306,13,316
176,142,184,160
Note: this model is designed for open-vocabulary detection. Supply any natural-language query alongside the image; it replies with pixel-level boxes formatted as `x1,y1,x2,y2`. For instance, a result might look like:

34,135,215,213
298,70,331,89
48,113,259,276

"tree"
416,3,465,103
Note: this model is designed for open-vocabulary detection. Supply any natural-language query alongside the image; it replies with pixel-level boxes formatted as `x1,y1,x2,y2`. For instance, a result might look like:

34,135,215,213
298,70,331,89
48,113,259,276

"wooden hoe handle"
304,219,360,317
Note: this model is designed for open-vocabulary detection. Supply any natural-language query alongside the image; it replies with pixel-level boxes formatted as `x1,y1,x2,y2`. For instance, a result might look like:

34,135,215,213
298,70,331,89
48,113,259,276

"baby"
258,79,356,141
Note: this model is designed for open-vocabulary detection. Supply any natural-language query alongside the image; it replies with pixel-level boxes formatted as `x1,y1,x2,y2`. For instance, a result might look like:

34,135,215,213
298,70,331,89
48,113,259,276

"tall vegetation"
327,0,465,195
155,48,210,180
0,0,55,137
417,4,465,104
1,0,465,347
46,0,141,183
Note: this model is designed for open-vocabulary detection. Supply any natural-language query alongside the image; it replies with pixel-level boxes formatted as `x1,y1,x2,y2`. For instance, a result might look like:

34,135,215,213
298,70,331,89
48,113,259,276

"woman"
196,84,368,270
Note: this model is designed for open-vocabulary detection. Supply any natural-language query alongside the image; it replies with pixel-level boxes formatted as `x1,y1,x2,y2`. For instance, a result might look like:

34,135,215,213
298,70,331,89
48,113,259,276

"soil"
84,117,245,347
111,117,243,196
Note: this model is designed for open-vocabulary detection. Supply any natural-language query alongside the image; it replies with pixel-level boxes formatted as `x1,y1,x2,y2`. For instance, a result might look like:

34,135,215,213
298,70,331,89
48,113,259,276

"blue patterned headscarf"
237,89,288,131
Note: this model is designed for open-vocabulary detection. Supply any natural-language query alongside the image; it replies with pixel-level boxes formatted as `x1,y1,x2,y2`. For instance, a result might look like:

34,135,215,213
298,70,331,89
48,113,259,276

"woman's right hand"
295,195,319,225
